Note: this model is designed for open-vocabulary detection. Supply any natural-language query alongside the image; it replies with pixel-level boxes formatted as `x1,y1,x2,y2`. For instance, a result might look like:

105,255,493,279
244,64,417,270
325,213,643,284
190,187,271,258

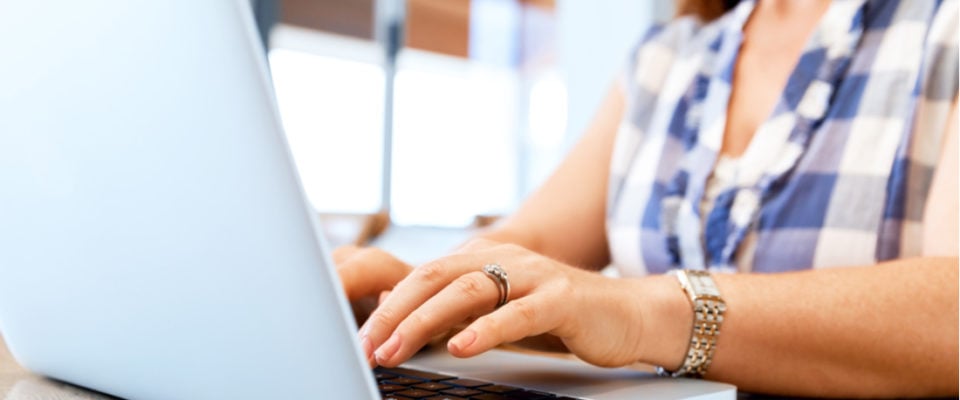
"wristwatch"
656,269,726,378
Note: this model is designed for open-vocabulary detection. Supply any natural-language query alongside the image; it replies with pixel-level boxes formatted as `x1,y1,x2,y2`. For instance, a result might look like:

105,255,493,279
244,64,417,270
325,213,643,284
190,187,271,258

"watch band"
656,269,726,378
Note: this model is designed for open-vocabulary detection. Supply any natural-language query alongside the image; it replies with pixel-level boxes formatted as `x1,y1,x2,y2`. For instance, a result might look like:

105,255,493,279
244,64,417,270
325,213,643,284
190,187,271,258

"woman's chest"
607,1,952,275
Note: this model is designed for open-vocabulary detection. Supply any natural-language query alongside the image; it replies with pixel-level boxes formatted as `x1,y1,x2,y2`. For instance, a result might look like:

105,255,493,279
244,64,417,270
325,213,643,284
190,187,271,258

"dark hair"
675,0,741,21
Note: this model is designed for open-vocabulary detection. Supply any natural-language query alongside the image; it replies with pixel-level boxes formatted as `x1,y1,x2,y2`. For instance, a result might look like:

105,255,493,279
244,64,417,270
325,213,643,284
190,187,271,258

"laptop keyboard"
375,366,584,400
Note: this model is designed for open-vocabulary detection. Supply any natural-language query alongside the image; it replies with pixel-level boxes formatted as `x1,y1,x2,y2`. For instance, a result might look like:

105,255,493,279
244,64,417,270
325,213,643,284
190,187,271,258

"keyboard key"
480,385,520,394
385,377,426,385
522,390,555,398
470,394,511,400
441,388,483,397
443,378,491,388
504,390,555,400
379,383,406,393
379,366,458,381
383,396,412,400
376,371,398,381
394,389,439,398
424,396,468,400
414,382,454,391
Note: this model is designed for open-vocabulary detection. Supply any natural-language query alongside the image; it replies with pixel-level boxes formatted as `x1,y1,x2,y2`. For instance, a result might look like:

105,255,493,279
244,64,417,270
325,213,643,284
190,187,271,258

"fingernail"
449,329,477,353
375,333,402,364
360,336,374,359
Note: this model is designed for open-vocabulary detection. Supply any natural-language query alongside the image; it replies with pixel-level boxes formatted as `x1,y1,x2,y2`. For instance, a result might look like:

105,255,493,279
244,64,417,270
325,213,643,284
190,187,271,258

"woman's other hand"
333,246,413,330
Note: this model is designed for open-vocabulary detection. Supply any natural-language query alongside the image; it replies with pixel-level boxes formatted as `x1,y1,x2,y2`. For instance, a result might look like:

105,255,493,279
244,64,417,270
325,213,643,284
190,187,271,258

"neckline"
718,0,864,158
717,0,867,186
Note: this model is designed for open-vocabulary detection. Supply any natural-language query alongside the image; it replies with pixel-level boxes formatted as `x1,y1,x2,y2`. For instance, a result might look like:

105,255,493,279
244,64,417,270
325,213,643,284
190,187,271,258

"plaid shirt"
607,0,958,275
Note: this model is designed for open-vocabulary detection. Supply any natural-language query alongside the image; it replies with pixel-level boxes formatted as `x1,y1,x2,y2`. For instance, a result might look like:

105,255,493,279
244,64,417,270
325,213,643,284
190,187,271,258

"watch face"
684,270,721,298
693,274,720,297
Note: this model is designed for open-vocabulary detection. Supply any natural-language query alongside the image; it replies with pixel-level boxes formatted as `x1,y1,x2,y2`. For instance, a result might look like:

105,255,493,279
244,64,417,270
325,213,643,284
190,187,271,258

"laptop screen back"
0,1,376,399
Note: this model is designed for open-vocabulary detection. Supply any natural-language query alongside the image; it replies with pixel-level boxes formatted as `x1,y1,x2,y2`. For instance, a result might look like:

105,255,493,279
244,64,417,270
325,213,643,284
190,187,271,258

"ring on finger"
482,263,510,308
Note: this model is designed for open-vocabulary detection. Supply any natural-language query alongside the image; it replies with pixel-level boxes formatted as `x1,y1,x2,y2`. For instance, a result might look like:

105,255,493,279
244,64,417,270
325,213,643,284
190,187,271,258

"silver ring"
482,263,510,308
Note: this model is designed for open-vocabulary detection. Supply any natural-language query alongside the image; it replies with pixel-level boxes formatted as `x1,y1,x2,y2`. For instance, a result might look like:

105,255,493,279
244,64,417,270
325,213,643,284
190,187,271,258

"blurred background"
251,0,672,260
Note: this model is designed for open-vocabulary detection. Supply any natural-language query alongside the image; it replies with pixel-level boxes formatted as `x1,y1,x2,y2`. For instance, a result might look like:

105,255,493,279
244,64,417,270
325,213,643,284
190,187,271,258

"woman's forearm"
633,257,959,397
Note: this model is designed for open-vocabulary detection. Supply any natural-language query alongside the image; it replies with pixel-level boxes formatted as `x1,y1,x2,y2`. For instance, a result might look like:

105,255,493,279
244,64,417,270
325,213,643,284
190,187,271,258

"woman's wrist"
627,274,694,370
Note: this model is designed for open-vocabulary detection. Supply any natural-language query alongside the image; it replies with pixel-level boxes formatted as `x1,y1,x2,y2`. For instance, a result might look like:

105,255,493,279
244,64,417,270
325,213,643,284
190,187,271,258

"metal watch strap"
656,269,726,378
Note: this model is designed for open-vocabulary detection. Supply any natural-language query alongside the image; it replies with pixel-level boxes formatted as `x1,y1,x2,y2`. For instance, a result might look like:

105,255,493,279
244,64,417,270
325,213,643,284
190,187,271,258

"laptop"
0,1,735,399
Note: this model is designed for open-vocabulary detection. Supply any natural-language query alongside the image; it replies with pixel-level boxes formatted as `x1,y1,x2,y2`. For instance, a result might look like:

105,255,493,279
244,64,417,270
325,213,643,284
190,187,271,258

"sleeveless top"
606,0,958,276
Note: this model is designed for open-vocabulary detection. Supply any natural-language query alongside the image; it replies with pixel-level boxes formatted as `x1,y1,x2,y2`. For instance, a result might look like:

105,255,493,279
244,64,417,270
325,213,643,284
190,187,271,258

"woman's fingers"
336,247,411,301
336,247,410,330
373,271,502,367
447,293,562,358
360,241,570,367
360,252,489,351
363,246,537,361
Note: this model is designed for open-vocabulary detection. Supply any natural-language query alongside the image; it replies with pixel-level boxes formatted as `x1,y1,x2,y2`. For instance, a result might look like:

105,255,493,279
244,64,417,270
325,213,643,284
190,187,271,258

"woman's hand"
357,238,654,369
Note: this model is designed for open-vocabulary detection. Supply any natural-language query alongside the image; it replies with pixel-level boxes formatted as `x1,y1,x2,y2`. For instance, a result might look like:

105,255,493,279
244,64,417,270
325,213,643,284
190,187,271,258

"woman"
335,0,959,397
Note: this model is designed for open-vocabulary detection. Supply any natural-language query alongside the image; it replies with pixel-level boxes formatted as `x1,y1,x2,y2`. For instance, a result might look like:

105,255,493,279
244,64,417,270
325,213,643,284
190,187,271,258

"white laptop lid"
0,1,378,399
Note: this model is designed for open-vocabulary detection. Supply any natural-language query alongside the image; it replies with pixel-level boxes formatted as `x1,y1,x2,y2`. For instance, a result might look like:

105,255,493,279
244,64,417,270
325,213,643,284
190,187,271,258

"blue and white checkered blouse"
607,0,958,276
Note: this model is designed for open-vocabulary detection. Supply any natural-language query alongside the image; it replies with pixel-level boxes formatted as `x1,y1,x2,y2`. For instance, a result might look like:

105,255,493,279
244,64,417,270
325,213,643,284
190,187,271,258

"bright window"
269,48,385,214
268,26,520,227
